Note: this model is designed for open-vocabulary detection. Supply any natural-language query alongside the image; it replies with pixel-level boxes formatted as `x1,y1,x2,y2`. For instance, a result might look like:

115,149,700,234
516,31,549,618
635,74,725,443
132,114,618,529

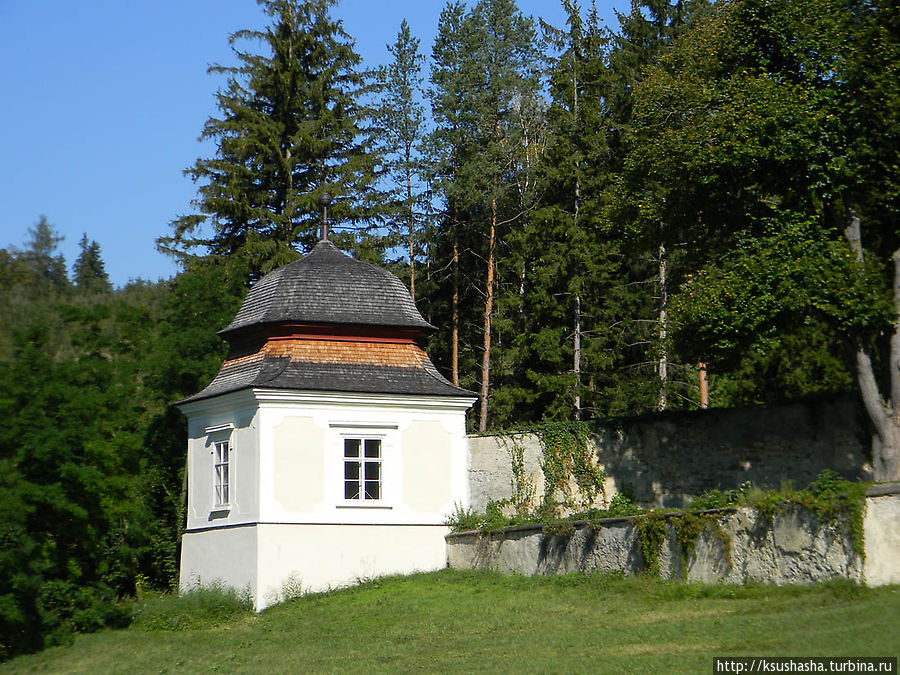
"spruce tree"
72,234,112,294
606,0,713,410
521,1,617,420
160,0,383,279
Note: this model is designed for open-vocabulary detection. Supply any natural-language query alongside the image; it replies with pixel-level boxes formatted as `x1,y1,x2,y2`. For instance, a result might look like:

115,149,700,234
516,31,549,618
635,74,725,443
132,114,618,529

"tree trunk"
698,361,709,409
574,294,581,420
407,167,415,299
658,243,668,411
452,235,460,387
843,209,900,481
573,54,582,420
479,195,497,432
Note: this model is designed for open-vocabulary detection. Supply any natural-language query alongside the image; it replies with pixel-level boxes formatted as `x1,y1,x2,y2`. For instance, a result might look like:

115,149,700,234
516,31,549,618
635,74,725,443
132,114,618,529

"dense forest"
2,0,898,659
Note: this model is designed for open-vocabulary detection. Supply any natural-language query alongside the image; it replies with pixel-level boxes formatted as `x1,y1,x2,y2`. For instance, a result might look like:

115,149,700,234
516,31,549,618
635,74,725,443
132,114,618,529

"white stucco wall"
183,391,260,531
178,388,475,610
255,523,450,610
180,525,258,599
254,390,473,525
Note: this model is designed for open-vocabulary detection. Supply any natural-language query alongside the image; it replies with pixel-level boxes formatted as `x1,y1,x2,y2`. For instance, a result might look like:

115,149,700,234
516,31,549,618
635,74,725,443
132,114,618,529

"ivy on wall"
447,470,872,575
536,422,606,514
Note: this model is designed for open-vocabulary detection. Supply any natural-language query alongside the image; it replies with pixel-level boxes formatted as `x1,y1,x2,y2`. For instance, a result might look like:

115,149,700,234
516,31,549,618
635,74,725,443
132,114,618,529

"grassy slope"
3,570,899,674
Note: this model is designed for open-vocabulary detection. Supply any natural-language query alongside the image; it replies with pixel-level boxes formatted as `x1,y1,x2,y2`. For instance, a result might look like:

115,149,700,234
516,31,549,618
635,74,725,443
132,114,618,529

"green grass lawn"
3,570,898,674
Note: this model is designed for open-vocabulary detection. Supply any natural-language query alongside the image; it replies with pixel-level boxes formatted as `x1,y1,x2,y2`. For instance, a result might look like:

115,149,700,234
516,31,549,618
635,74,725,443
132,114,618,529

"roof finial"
318,191,333,241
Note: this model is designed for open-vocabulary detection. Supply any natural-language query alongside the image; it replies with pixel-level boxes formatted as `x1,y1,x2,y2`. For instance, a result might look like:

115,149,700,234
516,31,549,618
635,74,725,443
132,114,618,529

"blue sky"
0,1,619,287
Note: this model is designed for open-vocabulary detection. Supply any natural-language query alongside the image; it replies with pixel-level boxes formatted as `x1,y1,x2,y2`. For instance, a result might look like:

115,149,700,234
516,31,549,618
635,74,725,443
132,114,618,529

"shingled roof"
180,353,469,403
180,240,475,405
220,240,434,338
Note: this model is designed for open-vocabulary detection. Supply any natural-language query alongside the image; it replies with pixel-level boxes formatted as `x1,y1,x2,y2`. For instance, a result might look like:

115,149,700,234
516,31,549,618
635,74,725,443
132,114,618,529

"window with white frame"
343,437,381,501
213,439,231,507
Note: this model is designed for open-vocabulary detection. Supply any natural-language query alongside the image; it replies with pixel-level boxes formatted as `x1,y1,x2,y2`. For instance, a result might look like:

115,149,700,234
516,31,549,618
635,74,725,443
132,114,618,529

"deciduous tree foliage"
622,0,900,478
0,227,246,658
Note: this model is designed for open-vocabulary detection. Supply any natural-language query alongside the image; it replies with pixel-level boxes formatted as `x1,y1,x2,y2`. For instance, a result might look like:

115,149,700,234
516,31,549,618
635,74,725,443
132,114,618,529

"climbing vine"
635,512,668,576
534,422,606,514
446,468,868,572
670,512,733,575
672,512,704,570
501,436,536,513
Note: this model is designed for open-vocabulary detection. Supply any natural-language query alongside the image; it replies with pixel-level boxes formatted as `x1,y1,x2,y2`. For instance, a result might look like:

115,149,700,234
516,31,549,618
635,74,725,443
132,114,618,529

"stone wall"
468,394,870,511
447,486,900,586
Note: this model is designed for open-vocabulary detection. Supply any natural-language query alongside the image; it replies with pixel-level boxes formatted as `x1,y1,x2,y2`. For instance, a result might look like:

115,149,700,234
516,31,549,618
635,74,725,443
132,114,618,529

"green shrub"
445,501,536,533
690,481,752,510
690,489,736,510
606,492,642,517
808,469,843,497
445,503,484,532
542,519,576,538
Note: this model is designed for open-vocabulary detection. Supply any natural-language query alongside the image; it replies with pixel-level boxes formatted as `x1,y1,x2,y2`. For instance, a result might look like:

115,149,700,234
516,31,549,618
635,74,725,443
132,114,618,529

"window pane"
364,481,380,500
222,484,229,504
345,482,359,500
364,439,380,458
364,461,380,481
344,439,360,457
344,461,359,480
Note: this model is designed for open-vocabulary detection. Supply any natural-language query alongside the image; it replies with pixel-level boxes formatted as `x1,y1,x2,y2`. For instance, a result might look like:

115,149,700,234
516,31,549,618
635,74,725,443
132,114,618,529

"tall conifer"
73,234,112,294
22,216,69,294
376,20,426,299
426,1,479,389
465,0,540,431
160,0,383,279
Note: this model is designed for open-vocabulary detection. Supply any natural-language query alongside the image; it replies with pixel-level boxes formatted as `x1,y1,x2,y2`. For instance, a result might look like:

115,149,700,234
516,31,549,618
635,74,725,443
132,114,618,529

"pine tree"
376,20,426,299
159,0,384,279
425,0,541,430
426,1,477,389
72,234,111,294
464,0,541,431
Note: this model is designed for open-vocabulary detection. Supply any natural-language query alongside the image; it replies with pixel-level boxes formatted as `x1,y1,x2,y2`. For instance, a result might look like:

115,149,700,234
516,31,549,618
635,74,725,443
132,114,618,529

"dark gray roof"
221,240,434,337
178,355,475,404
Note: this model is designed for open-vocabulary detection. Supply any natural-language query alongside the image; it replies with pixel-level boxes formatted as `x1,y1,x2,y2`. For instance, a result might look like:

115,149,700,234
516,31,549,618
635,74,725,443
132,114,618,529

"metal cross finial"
318,191,333,241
